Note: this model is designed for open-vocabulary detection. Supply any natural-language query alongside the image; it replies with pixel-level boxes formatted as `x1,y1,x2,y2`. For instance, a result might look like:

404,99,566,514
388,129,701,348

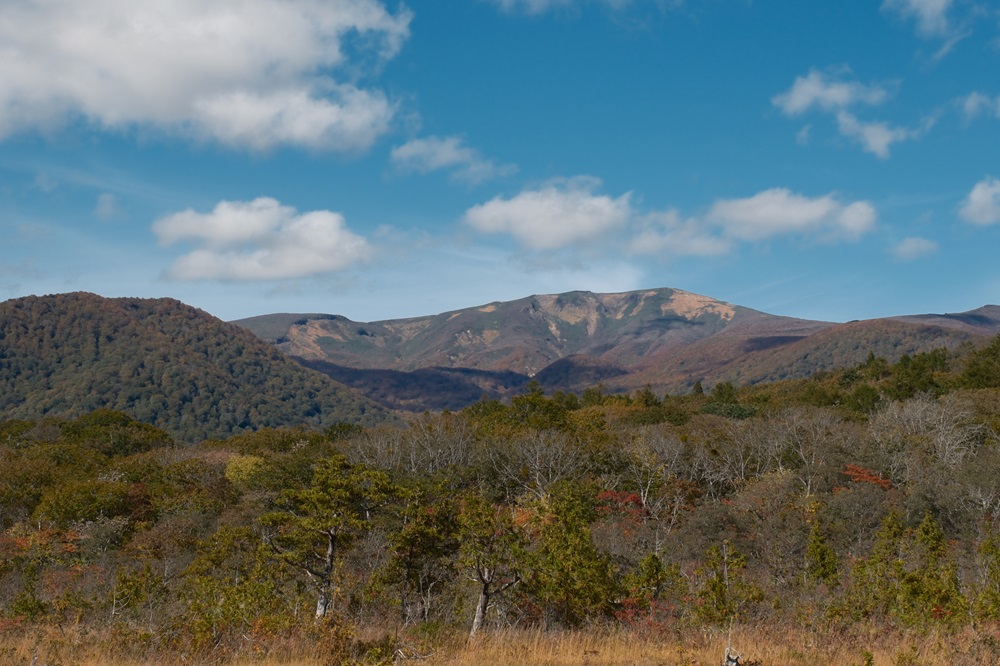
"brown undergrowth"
4,622,1000,666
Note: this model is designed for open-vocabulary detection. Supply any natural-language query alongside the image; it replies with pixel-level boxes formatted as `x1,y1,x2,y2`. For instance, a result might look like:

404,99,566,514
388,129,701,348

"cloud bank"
708,188,876,242
464,179,876,256
0,0,411,150
153,197,371,280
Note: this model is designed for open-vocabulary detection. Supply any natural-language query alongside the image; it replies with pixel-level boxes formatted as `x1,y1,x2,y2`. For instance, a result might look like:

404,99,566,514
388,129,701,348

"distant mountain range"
2,290,996,433
0,293,389,441
234,288,1000,412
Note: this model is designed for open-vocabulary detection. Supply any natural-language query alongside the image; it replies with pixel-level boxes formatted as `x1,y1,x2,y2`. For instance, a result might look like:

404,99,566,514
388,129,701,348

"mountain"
0,293,389,441
237,288,826,372
236,288,998,411
890,305,1000,335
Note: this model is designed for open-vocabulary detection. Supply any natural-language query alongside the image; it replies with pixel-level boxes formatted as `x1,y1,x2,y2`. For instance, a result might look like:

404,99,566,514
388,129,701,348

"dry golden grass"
4,623,1000,666
430,625,999,666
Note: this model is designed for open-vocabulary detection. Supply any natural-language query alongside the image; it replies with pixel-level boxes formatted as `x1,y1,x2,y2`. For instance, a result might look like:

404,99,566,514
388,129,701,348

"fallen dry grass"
4,622,1000,665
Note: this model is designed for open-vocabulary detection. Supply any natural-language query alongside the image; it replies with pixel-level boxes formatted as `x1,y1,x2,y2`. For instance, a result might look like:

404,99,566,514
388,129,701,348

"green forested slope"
0,293,388,440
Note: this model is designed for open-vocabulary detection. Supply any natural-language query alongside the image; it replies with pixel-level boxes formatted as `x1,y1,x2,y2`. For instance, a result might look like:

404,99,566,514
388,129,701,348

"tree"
377,497,460,625
694,541,761,626
458,493,525,638
961,334,1000,389
260,454,399,619
805,521,839,588
974,528,1000,619
841,512,966,627
623,551,686,619
527,484,617,627
893,513,967,627
489,430,590,503
710,382,739,405
182,525,292,649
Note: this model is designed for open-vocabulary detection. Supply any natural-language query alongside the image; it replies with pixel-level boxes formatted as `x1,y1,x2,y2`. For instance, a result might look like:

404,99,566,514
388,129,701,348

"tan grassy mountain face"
235,289,1000,411
239,288,752,376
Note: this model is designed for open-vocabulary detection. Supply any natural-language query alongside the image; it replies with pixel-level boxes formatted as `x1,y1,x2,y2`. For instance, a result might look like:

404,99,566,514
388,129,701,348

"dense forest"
0,293,389,441
5,336,1000,664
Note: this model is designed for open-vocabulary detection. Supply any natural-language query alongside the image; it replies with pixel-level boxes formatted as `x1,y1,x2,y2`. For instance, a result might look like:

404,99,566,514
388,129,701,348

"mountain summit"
235,287,999,411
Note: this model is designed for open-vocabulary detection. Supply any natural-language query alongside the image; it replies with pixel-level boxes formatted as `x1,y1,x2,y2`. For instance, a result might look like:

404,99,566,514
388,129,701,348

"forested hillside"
0,293,388,441
5,338,1000,664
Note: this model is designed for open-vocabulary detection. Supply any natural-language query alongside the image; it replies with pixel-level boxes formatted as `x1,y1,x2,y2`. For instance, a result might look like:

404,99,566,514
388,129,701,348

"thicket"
5,339,1000,663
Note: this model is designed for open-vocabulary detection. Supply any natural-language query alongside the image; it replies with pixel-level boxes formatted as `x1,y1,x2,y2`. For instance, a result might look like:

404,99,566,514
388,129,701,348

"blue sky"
1,0,999,323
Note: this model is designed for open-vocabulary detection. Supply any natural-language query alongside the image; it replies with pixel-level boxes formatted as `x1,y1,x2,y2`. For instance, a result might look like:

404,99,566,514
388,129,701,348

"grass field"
4,623,1000,666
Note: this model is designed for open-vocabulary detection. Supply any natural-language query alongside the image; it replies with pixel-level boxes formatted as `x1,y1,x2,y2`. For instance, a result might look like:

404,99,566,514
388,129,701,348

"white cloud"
960,177,1000,226
487,0,633,14
629,210,731,257
774,70,933,159
95,193,119,221
466,181,876,258
835,111,925,159
883,0,952,36
391,136,517,184
960,92,1000,120
153,197,371,280
891,236,938,260
463,177,632,251
772,70,889,116
0,0,411,150
708,188,876,242
191,86,395,152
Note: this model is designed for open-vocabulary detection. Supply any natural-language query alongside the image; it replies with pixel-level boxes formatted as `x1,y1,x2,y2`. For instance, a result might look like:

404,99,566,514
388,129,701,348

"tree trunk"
470,585,489,638
315,588,331,619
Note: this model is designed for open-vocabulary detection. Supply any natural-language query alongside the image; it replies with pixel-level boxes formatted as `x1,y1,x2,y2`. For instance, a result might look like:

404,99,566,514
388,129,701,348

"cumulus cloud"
153,197,371,280
960,177,1000,225
463,177,631,251
882,0,952,36
891,236,938,260
0,0,411,150
629,210,731,257
772,70,889,116
707,188,876,242
773,69,933,158
391,136,517,184
835,112,928,159
464,179,875,262
960,92,1000,120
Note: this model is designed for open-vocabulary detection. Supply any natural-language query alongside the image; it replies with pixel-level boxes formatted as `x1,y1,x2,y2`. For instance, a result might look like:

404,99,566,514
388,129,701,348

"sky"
1,0,999,324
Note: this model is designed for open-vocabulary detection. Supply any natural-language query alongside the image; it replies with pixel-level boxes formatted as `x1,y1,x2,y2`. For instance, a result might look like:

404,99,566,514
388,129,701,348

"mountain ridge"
235,287,1000,410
